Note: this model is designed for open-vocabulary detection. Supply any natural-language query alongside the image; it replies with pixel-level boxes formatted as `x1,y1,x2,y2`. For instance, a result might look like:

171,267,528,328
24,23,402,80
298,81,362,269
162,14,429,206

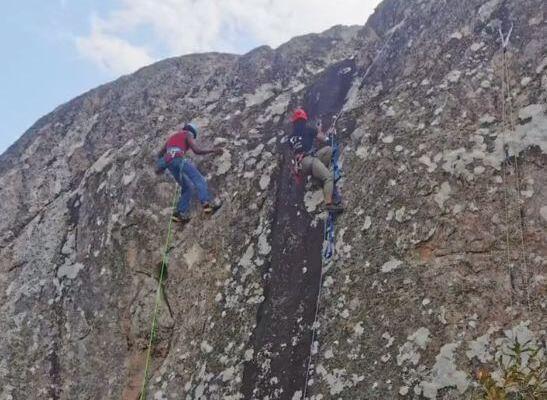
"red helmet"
291,108,308,123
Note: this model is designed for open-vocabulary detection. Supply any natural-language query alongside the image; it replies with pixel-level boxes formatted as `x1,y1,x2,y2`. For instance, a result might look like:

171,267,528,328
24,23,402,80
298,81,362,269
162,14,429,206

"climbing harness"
497,23,530,309
138,187,180,400
166,146,184,159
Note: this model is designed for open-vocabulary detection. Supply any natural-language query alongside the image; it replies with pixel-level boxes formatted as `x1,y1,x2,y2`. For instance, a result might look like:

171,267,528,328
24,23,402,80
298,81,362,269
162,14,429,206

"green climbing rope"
139,186,180,400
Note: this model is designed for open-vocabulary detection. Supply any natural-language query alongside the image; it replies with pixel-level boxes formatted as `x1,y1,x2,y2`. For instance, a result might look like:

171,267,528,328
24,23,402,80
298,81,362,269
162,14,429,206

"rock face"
0,0,545,399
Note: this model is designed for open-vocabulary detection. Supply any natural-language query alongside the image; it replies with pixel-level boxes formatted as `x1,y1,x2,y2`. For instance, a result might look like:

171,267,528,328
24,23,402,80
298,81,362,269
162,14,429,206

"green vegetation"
474,339,546,400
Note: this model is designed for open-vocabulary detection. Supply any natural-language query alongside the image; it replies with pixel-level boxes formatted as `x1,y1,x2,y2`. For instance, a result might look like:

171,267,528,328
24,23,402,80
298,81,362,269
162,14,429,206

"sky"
0,0,381,154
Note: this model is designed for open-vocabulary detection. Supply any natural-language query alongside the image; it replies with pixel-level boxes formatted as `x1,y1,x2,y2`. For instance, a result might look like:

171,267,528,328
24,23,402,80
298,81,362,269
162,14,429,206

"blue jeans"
167,158,211,215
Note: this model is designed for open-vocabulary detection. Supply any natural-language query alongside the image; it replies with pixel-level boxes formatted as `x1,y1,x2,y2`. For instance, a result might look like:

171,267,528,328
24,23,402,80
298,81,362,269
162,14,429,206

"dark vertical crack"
241,145,323,399
241,59,356,399
46,312,63,400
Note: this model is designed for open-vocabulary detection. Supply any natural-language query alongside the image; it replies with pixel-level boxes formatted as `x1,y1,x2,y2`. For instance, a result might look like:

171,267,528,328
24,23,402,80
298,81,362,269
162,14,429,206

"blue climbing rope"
322,117,342,262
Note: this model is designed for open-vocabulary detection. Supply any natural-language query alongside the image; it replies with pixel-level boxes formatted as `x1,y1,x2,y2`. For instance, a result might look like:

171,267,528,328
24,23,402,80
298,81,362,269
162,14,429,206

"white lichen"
381,259,403,273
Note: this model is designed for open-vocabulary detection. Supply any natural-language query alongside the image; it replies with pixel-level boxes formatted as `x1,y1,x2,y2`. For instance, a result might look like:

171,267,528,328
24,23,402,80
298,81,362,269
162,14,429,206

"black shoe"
172,212,191,224
326,203,344,214
203,200,222,215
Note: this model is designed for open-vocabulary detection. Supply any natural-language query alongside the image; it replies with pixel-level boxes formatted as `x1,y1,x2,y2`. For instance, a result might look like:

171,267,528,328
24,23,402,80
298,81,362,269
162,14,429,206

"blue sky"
0,1,111,154
0,0,380,154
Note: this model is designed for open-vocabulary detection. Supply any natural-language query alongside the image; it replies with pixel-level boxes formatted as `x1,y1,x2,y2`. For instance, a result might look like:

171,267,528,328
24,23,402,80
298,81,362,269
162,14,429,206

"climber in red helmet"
289,108,343,213
155,123,223,224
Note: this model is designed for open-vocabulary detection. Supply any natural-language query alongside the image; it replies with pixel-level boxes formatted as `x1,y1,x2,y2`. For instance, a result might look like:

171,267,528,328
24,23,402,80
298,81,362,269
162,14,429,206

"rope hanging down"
139,187,180,400
499,25,515,311
302,114,341,399
301,27,398,396
497,24,530,309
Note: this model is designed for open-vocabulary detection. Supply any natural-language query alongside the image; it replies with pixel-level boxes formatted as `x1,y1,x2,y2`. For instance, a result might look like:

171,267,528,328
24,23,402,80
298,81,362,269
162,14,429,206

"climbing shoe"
203,200,222,215
171,212,191,224
326,203,344,214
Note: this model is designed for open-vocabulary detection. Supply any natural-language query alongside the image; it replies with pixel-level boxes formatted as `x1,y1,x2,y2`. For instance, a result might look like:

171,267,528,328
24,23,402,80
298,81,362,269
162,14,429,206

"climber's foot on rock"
203,200,222,215
172,212,191,224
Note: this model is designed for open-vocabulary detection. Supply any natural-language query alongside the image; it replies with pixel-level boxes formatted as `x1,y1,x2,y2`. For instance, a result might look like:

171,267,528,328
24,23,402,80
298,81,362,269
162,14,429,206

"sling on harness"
289,136,305,186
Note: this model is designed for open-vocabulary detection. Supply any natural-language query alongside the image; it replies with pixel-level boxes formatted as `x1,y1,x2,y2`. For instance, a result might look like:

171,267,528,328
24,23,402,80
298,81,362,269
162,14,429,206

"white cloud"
75,18,154,75
75,0,380,75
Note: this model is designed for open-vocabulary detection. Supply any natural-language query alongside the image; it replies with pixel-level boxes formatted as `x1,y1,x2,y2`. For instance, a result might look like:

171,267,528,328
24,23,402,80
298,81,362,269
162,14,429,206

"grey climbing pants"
301,146,334,203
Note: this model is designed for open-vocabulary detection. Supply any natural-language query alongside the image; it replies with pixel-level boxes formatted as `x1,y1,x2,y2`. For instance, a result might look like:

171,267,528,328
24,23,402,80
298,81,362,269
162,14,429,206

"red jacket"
162,130,191,162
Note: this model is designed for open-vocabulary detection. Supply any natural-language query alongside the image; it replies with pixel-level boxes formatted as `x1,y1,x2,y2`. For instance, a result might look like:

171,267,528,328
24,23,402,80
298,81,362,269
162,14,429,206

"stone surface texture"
0,0,545,399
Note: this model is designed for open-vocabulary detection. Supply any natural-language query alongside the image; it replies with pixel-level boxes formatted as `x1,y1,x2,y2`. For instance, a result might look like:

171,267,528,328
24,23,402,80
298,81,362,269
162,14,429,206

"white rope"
498,25,531,309
302,116,338,399
301,27,397,398
500,55,515,311
302,246,328,399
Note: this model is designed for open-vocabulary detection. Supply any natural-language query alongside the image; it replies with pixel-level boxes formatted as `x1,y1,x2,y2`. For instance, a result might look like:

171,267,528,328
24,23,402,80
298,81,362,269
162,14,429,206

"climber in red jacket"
156,123,223,223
